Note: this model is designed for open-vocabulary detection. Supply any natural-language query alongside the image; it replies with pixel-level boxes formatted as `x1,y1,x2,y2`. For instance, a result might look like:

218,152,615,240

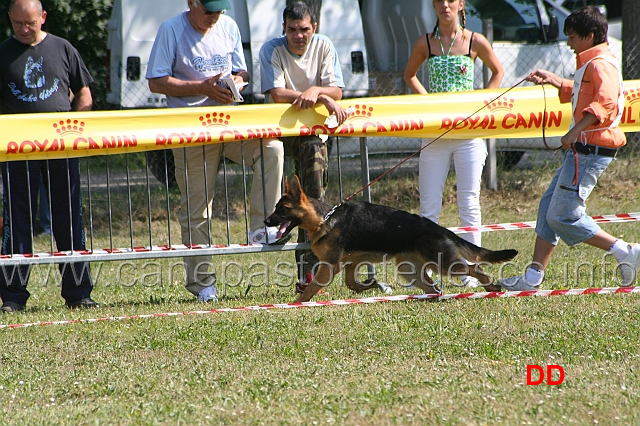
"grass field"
1,154,640,424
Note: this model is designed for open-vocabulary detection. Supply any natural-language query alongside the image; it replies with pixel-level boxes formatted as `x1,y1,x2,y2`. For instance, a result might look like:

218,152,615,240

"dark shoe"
1,301,25,313
66,298,100,309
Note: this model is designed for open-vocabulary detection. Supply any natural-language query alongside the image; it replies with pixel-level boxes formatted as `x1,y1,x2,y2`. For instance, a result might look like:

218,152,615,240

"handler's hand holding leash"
526,69,562,89
527,68,601,184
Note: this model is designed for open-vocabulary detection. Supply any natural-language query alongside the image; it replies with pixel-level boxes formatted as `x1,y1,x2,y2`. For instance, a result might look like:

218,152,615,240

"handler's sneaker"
248,226,291,245
377,282,393,294
497,275,539,291
197,285,218,303
618,244,640,287
461,276,479,288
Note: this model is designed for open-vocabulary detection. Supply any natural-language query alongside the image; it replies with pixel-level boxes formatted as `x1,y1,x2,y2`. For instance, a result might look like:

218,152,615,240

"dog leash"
540,83,559,151
538,83,579,182
535,83,582,186
339,77,530,205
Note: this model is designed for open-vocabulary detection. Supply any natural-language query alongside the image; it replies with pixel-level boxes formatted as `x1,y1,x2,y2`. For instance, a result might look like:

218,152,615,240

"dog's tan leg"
466,264,502,292
396,258,440,294
295,263,336,302
481,283,502,292
344,264,364,293
446,263,501,292
413,262,441,295
343,264,379,293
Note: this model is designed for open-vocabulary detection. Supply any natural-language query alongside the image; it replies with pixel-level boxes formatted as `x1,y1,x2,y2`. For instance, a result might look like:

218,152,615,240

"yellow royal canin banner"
1,81,639,161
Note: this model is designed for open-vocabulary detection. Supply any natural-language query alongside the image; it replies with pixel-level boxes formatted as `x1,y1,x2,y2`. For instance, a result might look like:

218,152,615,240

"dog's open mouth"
265,214,301,243
276,221,294,240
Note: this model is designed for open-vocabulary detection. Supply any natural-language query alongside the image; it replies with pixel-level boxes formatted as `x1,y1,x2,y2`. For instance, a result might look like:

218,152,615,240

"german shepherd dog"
265,176,518,302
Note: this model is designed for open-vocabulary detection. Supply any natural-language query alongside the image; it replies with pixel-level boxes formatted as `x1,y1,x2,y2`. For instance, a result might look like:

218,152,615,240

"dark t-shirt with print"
0,34,93,114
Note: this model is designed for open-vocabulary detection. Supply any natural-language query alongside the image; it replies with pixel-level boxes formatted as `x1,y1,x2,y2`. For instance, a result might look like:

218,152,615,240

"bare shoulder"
409,32,431,57
469,31,495,56
469,30,490,47
416,32,431,46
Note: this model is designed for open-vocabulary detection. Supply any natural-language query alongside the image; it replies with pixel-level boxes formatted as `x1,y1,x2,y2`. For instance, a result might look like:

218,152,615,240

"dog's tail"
456,237,518,264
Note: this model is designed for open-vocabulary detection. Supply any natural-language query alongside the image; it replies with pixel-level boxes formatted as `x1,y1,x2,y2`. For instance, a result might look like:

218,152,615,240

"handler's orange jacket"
558,43,626,148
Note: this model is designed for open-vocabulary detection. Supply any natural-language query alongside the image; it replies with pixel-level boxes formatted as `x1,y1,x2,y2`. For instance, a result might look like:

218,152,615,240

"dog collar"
323,204,341,222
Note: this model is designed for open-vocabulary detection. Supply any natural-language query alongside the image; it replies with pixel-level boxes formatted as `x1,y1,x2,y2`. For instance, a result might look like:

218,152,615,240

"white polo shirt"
259,34,344,103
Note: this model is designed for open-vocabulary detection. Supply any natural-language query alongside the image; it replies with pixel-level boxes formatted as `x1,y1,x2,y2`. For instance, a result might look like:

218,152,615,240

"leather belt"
573,143,617,157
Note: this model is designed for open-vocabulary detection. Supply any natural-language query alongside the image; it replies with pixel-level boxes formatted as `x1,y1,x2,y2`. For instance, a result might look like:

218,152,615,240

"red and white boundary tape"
449,212,640,234
2,286,639,330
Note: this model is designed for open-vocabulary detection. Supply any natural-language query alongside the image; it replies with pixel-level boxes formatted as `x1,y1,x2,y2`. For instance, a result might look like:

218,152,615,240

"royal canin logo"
439,95,563,132
298,101,423,137
624,88,640,105
155,112,281,146
5,119,137,155
622,87,639,125
53,119,85,136
199,112,231,128
484,96,515,112
346,104,374,122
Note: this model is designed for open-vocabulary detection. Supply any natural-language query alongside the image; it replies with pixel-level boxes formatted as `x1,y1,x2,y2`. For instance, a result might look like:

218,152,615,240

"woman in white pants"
404,0,503,287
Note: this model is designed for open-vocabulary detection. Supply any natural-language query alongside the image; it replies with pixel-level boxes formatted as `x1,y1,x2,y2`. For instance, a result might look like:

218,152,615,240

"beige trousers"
173,139,284,295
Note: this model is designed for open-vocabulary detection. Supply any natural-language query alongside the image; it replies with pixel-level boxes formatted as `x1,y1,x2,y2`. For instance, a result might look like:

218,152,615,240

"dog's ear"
290,175,304,202
284,176,290,194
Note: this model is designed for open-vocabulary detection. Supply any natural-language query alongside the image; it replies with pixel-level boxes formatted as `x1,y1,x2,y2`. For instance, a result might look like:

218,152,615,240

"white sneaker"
461,276,479,288
377,282,393,294
248,226,290,245
497,275,540,291
197,285,218,302
618,244,640,287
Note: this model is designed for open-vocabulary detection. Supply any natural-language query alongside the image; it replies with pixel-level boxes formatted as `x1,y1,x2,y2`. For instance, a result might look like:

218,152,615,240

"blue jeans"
536,149,613,247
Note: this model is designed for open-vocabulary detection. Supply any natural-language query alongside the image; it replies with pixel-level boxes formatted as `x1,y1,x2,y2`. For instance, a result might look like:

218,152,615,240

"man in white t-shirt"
259,1,349,290
146,0,285,302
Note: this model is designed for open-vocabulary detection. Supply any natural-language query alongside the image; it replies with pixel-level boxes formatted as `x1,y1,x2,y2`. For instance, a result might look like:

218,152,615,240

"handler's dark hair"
283,1,316,25
564,6,608,45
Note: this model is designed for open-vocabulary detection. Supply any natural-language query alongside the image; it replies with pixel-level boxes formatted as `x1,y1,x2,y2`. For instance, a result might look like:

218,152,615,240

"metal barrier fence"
0,136,391,293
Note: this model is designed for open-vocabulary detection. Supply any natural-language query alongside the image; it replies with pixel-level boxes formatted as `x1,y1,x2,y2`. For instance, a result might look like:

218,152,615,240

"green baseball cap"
201,0,230,12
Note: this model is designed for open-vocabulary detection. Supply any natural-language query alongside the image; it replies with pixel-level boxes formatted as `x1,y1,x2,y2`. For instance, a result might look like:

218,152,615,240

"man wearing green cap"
147,0,285,303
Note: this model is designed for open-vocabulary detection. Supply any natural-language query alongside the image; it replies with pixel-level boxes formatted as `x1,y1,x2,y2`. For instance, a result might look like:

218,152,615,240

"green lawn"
1,155,639,424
